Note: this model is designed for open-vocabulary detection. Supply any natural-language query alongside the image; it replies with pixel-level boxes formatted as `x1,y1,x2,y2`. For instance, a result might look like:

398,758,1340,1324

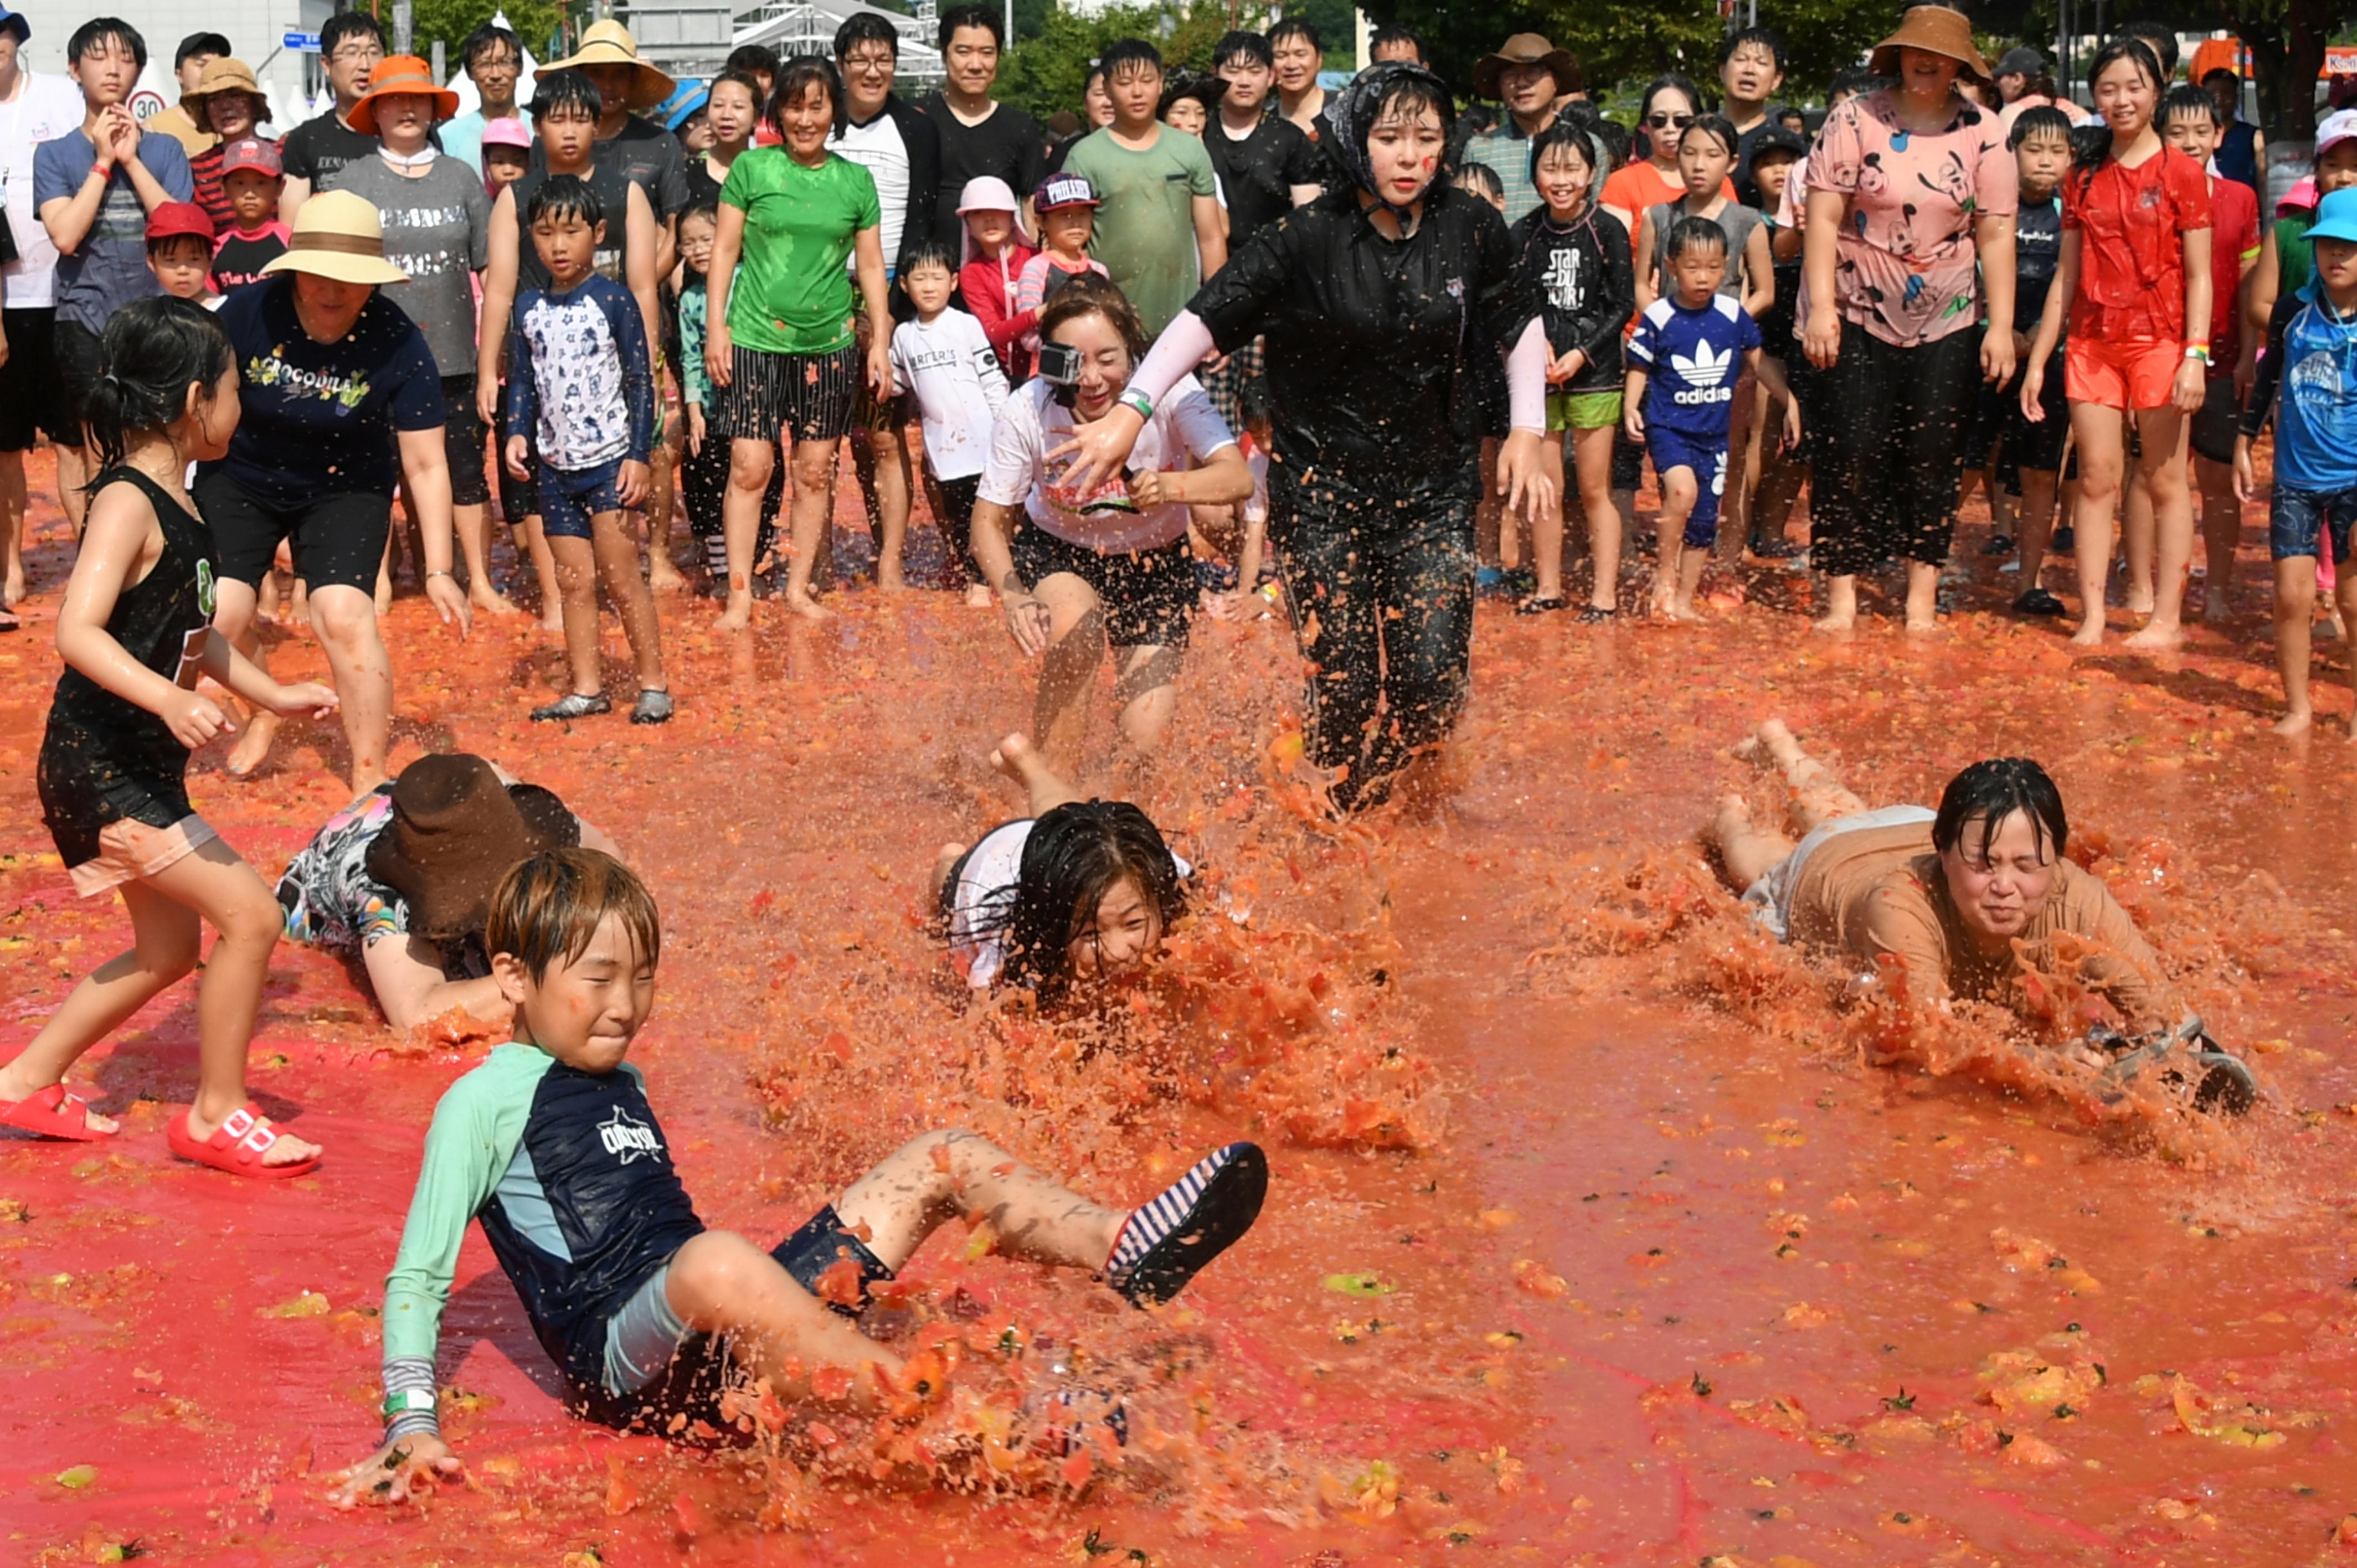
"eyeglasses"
842,51,895,72
1644,112,1694,128
331,45,384,64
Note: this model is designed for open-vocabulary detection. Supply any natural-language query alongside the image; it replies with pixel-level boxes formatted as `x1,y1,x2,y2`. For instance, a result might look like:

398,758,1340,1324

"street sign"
285,31,322,51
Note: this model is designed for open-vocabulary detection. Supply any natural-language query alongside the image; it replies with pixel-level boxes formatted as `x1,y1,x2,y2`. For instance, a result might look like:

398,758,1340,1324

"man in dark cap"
147,30,231,157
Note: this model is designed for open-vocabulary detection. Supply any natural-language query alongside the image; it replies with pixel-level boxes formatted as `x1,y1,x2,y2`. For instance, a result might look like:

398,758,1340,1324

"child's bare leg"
1654,468,1698,618
646,439,687,593
2066,405,2127,646
2121,460,2157,615
548,535,604,698
1111,644,1180,755
2275,555,2318,735
2338,566,2357,738
1527,437,1566,601
521,518,563,632
589,510,667,693
2123,409,2193,648
2016,468,2059,589
1707,793,1799,890
990,731,1087,817
660,1230,904,1407
2194,454,2238,622
455,503,516,615
837,1127,1124,1272
1572,425,1620,610
0,879,199,1133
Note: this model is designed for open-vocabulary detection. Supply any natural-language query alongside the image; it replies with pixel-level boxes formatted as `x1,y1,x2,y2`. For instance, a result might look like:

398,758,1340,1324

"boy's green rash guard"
382,1041,706,1394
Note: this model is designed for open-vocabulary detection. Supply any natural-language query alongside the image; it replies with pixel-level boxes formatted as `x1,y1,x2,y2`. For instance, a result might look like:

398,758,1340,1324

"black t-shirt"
1191,183,1540,482
1203,113,1321,250
1510,205,1633,391
2015,194,2062,335
533,115,690,220
281,110,380,189
684,155,725,212
211,229,287,292
1731,114,1790,208
920,92,1046,251
512,162,640,293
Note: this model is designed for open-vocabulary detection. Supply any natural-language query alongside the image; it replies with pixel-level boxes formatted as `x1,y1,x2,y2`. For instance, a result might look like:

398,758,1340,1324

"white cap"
956,176,1020,215
2318,107,2357,157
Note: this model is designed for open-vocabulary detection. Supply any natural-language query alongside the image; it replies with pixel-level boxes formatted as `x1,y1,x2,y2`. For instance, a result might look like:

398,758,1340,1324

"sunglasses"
1644,111,1694,128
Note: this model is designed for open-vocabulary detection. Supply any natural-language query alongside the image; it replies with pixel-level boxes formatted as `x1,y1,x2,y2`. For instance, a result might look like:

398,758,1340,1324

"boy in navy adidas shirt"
333,849,1266,1504
1627,215,1800,620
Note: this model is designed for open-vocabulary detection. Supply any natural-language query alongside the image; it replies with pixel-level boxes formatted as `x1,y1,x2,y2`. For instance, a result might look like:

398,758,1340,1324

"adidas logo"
1672,340,1733,389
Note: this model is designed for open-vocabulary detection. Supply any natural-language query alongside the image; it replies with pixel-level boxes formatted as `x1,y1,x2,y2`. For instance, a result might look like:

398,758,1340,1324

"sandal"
1576,605,1618,624
1516,595,1567,616
0,1082,116,1142
1104,1142,1267,1307
167,1103,321,1179
2095,1019,2258,1118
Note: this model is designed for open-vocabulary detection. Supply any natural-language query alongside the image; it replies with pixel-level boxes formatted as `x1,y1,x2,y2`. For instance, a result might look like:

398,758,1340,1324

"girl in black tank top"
5,297,337,1177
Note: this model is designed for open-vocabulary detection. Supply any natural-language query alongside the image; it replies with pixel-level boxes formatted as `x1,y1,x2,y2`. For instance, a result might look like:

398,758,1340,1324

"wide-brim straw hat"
349,54,462,136
1473,33,1582,101
1868,6,1993,86
261,190,411,286
364,754,573,941
187,56,271,123
542,20,677,111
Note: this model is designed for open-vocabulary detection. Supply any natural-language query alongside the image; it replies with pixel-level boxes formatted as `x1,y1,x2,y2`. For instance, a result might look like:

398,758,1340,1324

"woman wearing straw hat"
327,55,508,620
182,57,274,235
1799,4,2018,634
196,191,469,793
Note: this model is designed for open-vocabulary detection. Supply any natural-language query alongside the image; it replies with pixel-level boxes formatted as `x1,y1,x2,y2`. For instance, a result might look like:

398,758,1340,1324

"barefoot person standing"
199,193,470,789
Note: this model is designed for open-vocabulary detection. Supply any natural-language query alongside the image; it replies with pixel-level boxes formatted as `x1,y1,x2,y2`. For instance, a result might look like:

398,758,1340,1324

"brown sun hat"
187,56,272,125
261,190,409,286
542,20,677,111
365,755,572,941
1473,33,1582,101
1867,6,1993,86
348,54,462,136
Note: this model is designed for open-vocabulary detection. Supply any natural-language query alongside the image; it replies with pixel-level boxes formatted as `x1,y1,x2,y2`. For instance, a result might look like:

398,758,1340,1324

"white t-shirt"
891,310,1008,480
948,817,1191,988
978,374,1236,554
830,110,910,266
1,72,94,308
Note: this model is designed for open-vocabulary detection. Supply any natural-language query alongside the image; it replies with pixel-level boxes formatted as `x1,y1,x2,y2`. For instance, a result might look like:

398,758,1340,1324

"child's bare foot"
1711,791,1755,846
0,1066,119,1137
2273,708,2313,737
2122,620,2186,651
181,1103,320,1168
876,568,910,594
989,731,1046,786
2201,594,2231,626
2067,619,2106,648
649,558,688,594
471,587,519,618
783,591,832,622
964,582,994,608
224,711,281,777
2319,614,2344,644
1905,613,1945,636
1667,598,1703,623
716,592,754,632
1810,610,1856,633
2126,590,2155,616
3,566,23,606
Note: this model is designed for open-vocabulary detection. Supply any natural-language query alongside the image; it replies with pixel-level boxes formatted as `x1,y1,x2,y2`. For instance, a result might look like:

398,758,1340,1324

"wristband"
383,1387,438,1417
425,569,455,581
2183,344,2211,364
1116,388,1155,422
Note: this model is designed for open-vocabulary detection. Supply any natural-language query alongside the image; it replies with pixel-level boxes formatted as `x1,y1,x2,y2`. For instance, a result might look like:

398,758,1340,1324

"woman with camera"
969,275,1250,769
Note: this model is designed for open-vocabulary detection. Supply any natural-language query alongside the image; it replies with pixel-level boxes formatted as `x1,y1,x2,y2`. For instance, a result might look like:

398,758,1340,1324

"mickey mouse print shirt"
1802,89,2016,348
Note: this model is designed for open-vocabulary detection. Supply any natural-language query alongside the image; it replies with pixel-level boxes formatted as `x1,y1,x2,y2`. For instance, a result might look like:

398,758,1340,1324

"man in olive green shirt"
1057,38,1224,336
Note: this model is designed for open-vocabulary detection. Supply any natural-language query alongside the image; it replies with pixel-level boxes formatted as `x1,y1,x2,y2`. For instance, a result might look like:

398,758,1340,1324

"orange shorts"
2065,336,2180,411
69,814,219,898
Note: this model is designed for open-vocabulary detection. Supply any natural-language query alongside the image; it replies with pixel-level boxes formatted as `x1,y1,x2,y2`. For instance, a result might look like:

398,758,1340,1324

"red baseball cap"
146,202,215,246
219,136,284,178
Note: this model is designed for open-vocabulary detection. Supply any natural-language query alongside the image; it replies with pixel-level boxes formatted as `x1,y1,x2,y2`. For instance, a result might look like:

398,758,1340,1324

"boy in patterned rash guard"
332,850,1268,1504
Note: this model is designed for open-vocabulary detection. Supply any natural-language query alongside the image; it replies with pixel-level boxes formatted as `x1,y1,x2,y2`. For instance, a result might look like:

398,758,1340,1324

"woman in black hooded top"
1054,63,1555,813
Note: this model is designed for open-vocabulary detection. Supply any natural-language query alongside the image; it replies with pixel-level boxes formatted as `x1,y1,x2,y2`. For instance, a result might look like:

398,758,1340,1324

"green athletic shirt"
1058,126,1219,338
382,1042,704,1392
718,147,882,355
2277,210,2316,301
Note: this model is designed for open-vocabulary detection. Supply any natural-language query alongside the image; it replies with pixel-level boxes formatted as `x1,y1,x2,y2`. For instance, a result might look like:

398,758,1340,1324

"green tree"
410,0,567,71
996,0,1239,123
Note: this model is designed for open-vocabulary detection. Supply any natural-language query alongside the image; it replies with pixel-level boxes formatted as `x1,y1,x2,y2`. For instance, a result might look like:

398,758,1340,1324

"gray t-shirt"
326,153,491,376
32,127,194,332
1645,200,1766,302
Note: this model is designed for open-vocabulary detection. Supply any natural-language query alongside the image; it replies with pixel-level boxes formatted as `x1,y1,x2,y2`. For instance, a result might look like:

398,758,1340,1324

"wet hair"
1680,112,1739,161
2200,66,2240,90
680,198,720,228
1931,758,2068,865
938,4,1001,49
529,69,605,122
319,12,384,60
1038,272,1151,360
727,43,780,79
68,18,147,69
1100,38,1164,82
487,848,663,983
1593,116,1634,170
1777,106,1809,133
833,12,900,62
1215,30,1273,71
899,236,958,278
2161,82,2221,128
1368,25,1424,64
996,803,1186,999
2007,103,2073,149
461,23,522,71
2068,121,2112,167
2113,20,2179,78
1827,66,1888,103
1454,160,1506,204
769,55,844,135
1268,18,1322,54
1529,116,1600,183
526,173,604,230
1718,24,1787,76
1366,68,1452,136
1665,214,1731,260
82,296,232,473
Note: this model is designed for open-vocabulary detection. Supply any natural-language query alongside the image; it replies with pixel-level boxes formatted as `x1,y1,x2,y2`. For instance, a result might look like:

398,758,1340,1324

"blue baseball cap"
659,81,708,133
2308,188,2357,246
0,8,29,44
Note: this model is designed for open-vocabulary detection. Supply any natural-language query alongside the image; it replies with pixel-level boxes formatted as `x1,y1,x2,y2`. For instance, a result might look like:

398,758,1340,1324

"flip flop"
1104,1142,1268,1307
166,1103,321,1179
1516,595,1568,616
0,1083,116,1142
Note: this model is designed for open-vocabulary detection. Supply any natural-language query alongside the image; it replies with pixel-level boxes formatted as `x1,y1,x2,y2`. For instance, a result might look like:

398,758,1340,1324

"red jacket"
961,239,1038,381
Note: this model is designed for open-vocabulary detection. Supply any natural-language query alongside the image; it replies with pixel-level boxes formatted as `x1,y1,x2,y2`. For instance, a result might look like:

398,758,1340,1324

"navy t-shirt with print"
201,274,446,506
2014,195,2062,334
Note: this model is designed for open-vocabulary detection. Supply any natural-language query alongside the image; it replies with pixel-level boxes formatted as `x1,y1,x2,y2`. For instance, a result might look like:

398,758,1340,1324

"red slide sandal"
0,1084,117,1143
167,1104,321,1180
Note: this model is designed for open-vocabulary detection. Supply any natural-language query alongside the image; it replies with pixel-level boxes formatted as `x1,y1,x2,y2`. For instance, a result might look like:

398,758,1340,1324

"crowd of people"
0,0,2294,1509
